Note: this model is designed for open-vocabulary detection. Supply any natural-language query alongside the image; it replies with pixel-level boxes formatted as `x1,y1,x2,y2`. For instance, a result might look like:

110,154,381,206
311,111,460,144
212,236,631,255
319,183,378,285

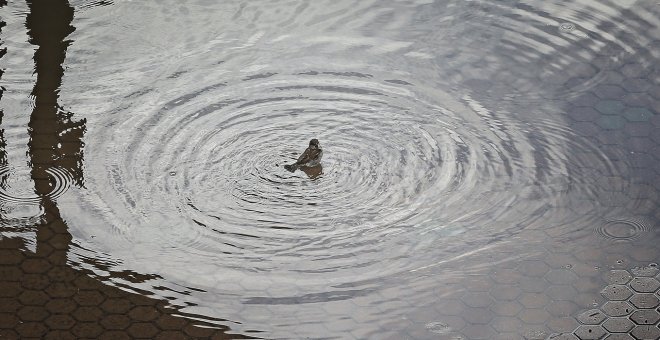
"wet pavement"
0,0,659,339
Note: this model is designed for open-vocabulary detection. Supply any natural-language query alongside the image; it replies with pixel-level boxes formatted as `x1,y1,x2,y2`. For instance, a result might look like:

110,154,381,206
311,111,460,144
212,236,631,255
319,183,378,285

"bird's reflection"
300,164,323,179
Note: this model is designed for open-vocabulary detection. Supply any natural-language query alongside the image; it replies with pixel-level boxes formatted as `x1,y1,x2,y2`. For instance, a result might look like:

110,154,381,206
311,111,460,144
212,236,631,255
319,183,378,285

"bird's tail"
283,164,298,172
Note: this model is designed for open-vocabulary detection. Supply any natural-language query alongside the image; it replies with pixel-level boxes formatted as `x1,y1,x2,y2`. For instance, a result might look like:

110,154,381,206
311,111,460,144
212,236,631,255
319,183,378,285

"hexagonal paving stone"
21,259,51,274
520,325,550,340
629,309,660,325
628,137,654,153
21,274,50,290
17,306,50,322
18,290,49,306
630,265,660,277
156,315,188,330
45,315,75,330
547,301,580,317
72,323,103,338
489,316,520,333
100,314,131,330
604,334,635,340
569,107,601,122
517,261,550,277
44,330,75,340
101,330,131,340
623,107,653,122
577,309,606,325
601,301,634,317
128,306,160,322
598,115,626,130
15,322,48,338
460,306,493,324
621,62,646,77
593,85,626,99
518,308,551,325
461,324,495,339
548,333,580,339
45,299,77,314
101,298,132,314
622,78,651,93
548,317,580,334
652,114,660,127
519,293,550,309
0,298,20,314
460,292,493,308
571,122,600,137
74,290,105,306
45,282,77,299
623,122,652,136
72,306,103,322
489,269,522,284
573,325,607,339
127,323,159,338
601,317,635,333
595,100,626,115
488,285,521,301
490,301,523,316
628,293,660,309
606,270,633,284
601,285,634,300
546,285,579,301
629,277,660,293
546,270,579,285
630,325,660,340
573,278,602,293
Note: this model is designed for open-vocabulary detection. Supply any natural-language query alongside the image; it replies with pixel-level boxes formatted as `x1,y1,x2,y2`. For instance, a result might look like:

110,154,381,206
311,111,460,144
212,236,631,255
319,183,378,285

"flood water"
1,0,659,338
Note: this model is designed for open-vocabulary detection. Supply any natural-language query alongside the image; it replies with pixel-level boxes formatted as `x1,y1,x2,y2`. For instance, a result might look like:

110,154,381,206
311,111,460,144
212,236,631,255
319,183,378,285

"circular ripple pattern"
0,166,74,204
559,22,576,32
595,218,653,242
439,0,651,103
78,68,620,292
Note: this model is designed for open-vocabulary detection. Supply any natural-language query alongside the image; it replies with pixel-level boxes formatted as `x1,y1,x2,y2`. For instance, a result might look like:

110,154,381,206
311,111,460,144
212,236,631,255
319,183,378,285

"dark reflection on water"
0,0,6,190
0,0,658,338
0,0,251,338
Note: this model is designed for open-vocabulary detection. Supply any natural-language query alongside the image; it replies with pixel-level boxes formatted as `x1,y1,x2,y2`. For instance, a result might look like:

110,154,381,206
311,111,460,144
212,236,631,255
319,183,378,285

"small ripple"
0,166,74,204
559,22,576,32
594,218,653,242
425,321,452,334
441,0,657,102
73,0,114,11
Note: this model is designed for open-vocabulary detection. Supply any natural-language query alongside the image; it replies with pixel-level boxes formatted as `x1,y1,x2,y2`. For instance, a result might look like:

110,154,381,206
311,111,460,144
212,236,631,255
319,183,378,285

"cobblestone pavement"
0,202,253,340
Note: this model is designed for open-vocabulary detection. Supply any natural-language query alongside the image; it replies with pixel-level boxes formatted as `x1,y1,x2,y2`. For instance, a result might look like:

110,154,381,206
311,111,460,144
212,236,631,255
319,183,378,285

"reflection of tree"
25,0,85,262
0,0,251,338
26,0,85,192
0,0,7,189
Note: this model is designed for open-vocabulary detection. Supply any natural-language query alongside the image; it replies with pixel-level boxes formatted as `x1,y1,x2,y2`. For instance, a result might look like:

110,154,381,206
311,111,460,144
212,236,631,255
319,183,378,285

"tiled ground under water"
1,0,660,339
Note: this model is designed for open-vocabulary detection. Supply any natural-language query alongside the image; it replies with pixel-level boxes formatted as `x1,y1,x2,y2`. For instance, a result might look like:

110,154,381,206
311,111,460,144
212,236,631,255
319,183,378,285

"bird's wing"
296,148,313,164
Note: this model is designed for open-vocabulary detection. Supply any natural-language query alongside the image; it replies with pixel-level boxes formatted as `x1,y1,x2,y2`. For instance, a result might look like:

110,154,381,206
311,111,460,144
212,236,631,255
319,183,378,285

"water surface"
1,0,659,338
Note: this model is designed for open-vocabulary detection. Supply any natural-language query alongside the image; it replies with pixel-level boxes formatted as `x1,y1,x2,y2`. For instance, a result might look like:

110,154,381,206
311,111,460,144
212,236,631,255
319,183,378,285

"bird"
284,138,323,172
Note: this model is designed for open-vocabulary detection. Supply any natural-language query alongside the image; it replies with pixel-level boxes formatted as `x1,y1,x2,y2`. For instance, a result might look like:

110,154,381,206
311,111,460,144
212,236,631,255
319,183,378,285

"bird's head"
309,138,320,149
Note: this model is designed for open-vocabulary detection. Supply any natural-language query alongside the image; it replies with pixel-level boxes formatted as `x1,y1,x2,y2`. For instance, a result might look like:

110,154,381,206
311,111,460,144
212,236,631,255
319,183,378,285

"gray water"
1,0,659,338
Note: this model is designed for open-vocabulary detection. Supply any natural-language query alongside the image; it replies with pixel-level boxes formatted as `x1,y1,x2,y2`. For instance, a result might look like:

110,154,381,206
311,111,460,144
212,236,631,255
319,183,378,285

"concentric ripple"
594,218,653,242
75,66,621,292
0,166,74,225
0,166,74,204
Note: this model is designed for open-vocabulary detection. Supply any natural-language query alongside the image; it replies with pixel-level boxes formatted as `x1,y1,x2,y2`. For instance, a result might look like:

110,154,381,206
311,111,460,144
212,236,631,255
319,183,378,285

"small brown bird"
284,139,323,172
